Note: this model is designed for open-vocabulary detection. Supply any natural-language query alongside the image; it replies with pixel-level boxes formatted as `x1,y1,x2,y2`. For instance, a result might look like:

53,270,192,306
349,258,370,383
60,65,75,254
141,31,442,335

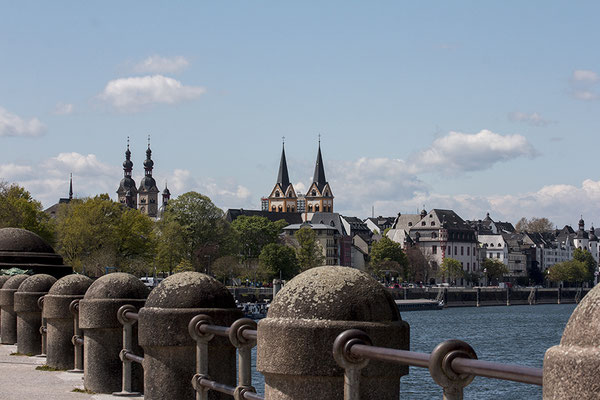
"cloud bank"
134,55,190,74
0,107,45,137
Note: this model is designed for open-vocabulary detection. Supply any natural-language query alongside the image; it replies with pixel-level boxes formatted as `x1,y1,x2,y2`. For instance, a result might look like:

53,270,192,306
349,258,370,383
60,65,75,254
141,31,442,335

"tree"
0,182,55,243
405,246,433,283
294,227,325,271
231,216,287,259
573,248,596,282
162,192,233,270
548,260,590,285
439,258,464,284
482,258,509,285
211,255,243,284
515,217,554,233
155,217,187,274
258,243,299,280
370,236,409,280
55,194,155,275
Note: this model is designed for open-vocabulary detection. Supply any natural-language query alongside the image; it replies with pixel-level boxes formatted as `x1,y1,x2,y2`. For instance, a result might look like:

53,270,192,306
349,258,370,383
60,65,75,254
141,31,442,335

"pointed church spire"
69,173,73,200
144,134,154,176
277,138,290,190
312,136,327,191
123,136,133,177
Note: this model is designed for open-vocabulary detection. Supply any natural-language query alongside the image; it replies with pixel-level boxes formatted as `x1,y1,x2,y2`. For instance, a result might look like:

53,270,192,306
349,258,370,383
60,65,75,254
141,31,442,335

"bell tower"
267,138,297,212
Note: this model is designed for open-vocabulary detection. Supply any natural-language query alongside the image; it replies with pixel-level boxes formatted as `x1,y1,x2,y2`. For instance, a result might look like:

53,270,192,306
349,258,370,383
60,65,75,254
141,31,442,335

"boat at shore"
396,299,444,312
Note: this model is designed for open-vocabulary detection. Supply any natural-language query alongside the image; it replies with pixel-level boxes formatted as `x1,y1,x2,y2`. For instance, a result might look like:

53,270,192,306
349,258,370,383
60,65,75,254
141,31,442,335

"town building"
364,216,395,234
137,140,160,217
304,142,334,214
265,142,298,213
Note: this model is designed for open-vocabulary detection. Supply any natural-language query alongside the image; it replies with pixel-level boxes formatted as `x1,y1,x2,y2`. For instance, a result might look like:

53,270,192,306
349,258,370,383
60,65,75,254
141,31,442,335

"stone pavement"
0,344,143,400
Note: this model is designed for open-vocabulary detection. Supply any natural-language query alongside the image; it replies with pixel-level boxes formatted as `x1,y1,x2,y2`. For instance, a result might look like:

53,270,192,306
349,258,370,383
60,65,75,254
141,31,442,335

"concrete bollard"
257,266,409,400
43,274,92,369
139,271,242,400
0,275,29,344
0,275,10,332
543,284,600,399
79,273,148,393
14,274,56,355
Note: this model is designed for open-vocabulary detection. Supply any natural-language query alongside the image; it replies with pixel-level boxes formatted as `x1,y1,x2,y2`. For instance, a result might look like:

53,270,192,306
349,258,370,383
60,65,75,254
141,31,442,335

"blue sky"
1,2,599,227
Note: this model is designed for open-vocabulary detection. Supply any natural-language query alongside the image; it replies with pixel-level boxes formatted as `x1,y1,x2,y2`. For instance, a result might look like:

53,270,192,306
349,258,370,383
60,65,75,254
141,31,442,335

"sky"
1,2,599,228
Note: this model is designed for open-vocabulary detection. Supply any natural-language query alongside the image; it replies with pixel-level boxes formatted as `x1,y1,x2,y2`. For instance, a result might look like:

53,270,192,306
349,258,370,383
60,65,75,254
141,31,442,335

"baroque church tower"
305,140,333,213
138,137,160,217
267,141,298,212
117,138,138,209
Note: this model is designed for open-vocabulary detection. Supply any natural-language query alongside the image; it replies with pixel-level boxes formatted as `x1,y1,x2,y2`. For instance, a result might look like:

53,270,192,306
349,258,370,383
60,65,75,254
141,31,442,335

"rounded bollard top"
0,275,10,288
17,274,57,293
2,274,29,290
0,228,55,253
84,272,148,299
267,266,400,322
48,274,93,296
559,285,600,347
145,271,235,308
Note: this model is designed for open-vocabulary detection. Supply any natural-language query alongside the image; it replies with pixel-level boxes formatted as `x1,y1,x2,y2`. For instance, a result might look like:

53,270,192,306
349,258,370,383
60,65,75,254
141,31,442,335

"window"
431,232,437,238
408,222,413,226
287,205,290,212
431,221,435,226
275,191,280,198
308,205,313,212
467,262,470,271
497,253,500,258
271,206,276,211
278,206,282,212
461,246,464,256
454,246,457,254
490,243,494,247
312,190,317,196
432,245,437,254
447,246,451,255
467,247,470,256
315,204,320,212
422,221,426,226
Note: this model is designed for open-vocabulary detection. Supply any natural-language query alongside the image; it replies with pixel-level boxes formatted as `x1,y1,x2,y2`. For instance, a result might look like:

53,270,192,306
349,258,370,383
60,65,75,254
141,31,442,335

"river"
250,303,576,399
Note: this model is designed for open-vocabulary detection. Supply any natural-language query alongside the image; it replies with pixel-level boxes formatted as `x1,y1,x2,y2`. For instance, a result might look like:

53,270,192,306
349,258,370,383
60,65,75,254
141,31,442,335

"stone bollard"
543,284,600,399
43,274,92,369
257,266,409,400
14,274,57,355
0,275,29,344
139,271,242,400
79,273,148,393
0,275,11,332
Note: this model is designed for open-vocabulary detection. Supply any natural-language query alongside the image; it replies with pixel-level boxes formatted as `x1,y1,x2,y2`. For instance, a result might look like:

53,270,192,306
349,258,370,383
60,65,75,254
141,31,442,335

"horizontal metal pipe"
124,311,139,321
350,344,430,368
197,379,263,400
242,329,257,341
451,357,543,386
124,352,144,365
199,324,230,338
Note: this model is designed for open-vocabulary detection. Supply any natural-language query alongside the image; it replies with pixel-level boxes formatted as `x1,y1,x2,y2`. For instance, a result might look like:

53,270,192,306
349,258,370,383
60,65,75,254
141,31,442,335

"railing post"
37,296,47,357
189,314,215,400
0,274,28,345
429,339,477,400
333,329,372,400
543,284,600,399
67,299,83,373
113,304,140,397
228,318,258,399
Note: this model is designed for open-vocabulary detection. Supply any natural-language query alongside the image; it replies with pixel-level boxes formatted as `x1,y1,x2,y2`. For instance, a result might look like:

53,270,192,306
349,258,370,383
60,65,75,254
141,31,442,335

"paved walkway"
0,344,143,400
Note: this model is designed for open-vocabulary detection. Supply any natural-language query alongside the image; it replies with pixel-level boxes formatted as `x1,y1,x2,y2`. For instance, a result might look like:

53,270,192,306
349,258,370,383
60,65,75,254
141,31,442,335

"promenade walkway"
0,344,143,400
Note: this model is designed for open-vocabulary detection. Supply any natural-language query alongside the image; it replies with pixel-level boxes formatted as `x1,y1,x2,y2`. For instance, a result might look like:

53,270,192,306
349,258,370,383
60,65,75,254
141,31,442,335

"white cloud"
410,129,537,173
572,69,599,83
573,90,597,101
0,107,45,137
98,75,206,111
508,111,554,127
54,102,74,115
134,55,190,74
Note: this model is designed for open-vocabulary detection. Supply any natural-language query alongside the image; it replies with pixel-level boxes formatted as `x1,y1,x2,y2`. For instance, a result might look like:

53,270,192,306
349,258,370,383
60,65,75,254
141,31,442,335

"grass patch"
36,364,64,371
9,352,33,356
72,388,95,394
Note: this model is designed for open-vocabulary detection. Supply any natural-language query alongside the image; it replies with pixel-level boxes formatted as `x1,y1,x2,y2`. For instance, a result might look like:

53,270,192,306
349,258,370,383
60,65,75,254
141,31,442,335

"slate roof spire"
312,136,327,191
68,173,73,200
277,138,290,190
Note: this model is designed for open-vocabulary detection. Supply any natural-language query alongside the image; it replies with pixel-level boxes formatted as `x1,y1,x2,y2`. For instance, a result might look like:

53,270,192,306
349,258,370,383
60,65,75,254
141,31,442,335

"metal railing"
37,296,47,357
188,315,262,400
68,299,84,373
333,329,543,400
114,305,144,397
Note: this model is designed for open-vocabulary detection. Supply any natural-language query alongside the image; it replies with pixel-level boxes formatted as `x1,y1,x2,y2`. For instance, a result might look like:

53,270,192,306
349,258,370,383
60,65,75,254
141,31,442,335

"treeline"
0,183,325,282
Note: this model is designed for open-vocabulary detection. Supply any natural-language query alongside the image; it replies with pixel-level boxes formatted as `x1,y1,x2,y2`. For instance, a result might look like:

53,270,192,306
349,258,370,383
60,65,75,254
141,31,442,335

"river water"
250,303,576,399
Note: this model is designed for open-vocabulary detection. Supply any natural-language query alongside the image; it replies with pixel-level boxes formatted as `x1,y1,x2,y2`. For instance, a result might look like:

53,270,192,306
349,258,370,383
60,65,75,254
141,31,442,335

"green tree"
548,260,589,284
163,192,233,270
482,258,509,285
258,243,299,280
573,248,596,282
155,216,187,274
294,226,325,271
231,216,287,259
439,257,464,284
370,236,409,279
0,182,55,243
211,255,243,284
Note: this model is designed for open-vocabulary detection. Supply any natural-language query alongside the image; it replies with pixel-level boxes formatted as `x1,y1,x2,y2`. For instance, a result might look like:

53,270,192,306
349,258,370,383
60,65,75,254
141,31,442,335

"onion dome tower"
158,182,171,219
267,138,297,213
138,135,160,217
117,138,138,209
305,136,333,213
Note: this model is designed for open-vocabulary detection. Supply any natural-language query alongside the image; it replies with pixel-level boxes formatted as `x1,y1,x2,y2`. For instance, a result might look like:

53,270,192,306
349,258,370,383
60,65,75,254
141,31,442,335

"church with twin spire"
263,139,334,215
117,137,170,218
